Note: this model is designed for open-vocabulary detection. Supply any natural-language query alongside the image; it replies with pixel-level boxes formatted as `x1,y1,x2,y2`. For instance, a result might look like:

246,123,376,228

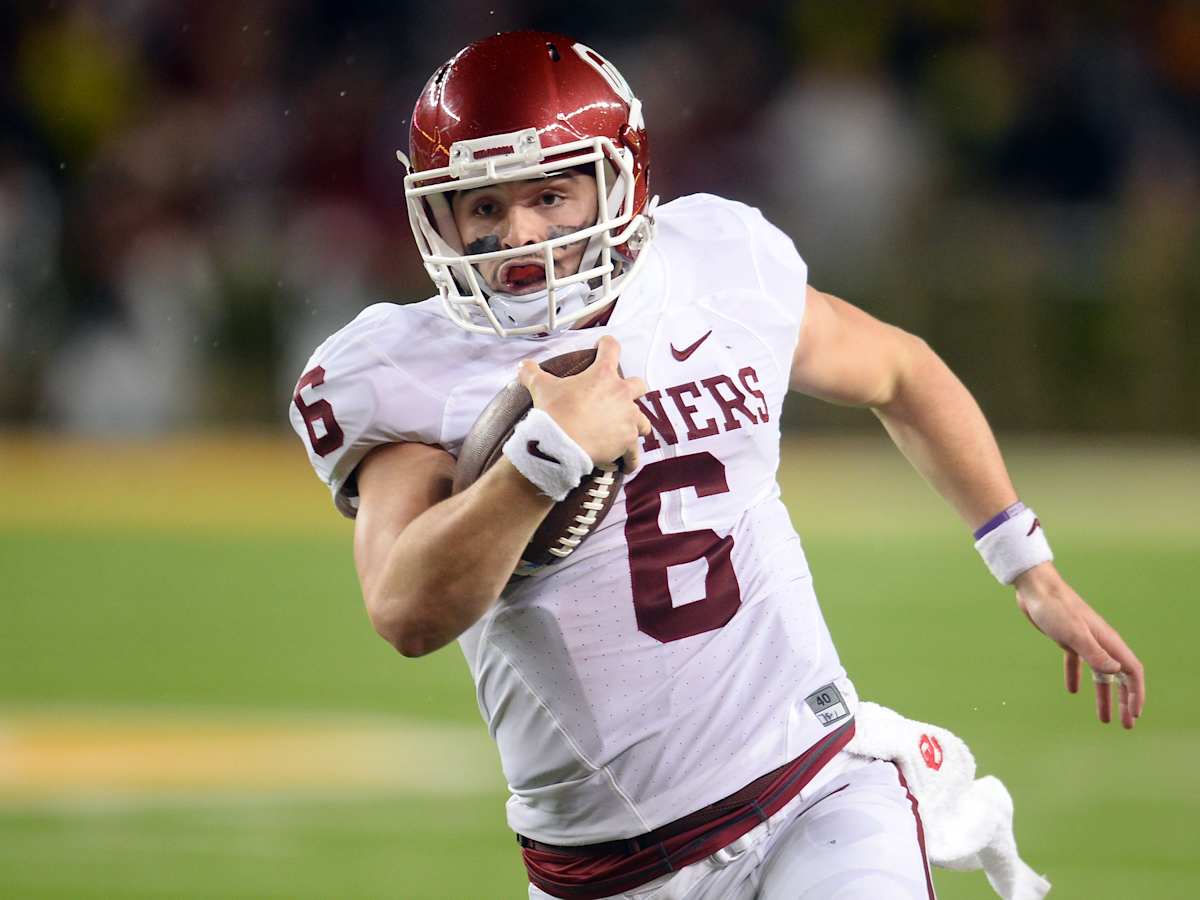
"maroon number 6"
623,452,741,643
294,366,344,457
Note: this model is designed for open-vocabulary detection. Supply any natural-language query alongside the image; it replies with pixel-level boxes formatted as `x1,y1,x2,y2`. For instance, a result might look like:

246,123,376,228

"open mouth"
499,260,548,294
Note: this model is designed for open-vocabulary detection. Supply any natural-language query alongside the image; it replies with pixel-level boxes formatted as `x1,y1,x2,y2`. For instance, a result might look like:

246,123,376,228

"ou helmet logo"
919,734,943,771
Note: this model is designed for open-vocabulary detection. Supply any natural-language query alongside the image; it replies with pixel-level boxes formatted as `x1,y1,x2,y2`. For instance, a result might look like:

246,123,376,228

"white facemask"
401,125,655,338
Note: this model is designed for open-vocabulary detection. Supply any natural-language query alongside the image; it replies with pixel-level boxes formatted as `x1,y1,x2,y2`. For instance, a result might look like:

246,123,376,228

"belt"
517,747,820,857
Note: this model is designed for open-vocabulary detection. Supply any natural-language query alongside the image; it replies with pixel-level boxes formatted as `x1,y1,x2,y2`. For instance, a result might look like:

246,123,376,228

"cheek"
573,194,598,219
455,222,479,246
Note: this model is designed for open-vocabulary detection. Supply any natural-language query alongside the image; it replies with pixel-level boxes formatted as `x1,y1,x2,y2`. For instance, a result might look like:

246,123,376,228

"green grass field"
1,433,1196,898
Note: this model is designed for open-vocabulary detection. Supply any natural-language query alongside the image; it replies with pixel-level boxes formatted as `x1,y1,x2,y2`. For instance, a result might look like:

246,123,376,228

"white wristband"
503,408,595,501
974,505,1054,585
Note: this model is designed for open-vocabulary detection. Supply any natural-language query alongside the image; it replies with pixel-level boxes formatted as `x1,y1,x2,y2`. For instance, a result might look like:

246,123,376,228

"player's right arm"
348,335,648,657
352,443,555,657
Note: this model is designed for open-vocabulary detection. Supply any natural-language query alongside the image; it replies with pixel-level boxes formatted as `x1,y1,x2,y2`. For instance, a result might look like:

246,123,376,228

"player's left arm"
790,285,1146,729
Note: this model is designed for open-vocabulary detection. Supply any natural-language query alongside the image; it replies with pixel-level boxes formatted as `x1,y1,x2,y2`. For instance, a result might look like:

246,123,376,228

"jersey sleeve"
735,203,809,332
288,304,447,518
712,200,809,381
654,194,811,383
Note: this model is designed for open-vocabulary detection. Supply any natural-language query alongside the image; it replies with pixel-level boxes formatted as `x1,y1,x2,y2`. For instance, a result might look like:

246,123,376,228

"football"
453,349,625,575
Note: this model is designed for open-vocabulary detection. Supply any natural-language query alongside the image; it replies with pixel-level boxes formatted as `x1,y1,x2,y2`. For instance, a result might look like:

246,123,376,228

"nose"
501,204,546,250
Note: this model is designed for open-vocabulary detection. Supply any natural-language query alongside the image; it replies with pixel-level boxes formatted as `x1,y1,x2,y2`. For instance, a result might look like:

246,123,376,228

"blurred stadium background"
1,2,1197,898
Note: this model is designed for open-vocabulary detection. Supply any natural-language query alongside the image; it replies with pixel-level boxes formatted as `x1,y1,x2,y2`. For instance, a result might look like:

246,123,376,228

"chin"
504,284,548,296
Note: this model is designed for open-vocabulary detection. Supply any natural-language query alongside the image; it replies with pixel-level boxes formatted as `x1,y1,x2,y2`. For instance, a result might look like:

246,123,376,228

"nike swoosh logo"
527,440,560,465
670,330,713,361
1026,518,1041,536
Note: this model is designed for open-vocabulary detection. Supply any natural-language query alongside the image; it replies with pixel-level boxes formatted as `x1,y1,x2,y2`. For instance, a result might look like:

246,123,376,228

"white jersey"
290,193,858,844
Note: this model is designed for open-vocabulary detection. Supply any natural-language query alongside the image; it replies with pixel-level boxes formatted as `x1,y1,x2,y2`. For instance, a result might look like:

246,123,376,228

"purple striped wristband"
973,502,1027,540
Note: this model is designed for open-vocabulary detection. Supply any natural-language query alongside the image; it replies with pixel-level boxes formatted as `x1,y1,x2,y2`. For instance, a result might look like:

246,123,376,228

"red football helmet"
397,31,656,337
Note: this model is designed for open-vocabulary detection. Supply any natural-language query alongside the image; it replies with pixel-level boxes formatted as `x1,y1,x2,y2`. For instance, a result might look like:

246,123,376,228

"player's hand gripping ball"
453,349,625,576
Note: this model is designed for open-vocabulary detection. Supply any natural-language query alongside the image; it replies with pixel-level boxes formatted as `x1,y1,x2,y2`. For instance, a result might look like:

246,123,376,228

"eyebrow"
455,173,577,204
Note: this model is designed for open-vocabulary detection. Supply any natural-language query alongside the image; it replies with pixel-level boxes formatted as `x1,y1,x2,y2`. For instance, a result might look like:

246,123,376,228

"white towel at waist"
846,701,1051,900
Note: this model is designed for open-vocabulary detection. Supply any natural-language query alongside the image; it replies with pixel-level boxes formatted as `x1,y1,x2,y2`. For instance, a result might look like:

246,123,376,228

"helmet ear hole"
546,42,561,62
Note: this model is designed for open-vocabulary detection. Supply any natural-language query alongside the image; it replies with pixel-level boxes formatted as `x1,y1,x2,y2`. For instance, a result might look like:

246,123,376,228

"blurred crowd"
1,0,1197,435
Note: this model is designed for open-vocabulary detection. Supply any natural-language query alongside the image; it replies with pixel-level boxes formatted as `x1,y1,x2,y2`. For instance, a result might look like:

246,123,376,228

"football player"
290,31,1145,899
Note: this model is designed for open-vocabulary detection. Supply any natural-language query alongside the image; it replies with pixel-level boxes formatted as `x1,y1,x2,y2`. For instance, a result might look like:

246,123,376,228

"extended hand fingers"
1070,646,1120,726
1119,678,1136,729
1070,625,1121,726
625,376,649,399
1064,650,1080,694
1079,615,1145,728
1093,671,1113,724
1029,577,1145,729
636,412,652,437
1078,608,1145,728
1112,661,1144,728
1088,614,1146,723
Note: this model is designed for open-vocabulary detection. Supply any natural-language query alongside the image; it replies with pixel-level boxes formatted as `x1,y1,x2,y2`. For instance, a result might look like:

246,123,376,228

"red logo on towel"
919,734,943,771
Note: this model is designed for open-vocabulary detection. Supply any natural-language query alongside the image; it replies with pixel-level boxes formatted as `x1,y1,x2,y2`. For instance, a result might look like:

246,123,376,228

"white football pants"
528,754,936,900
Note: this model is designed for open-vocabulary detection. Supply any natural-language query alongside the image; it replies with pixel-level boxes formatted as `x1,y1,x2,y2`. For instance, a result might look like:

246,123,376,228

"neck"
574,299,617,330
